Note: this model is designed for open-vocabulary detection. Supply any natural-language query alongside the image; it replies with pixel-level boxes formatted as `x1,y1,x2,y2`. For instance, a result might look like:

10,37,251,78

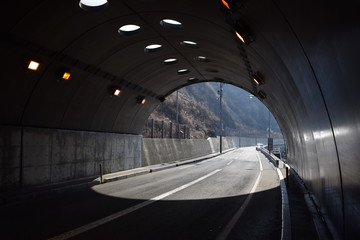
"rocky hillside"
144,82,282,139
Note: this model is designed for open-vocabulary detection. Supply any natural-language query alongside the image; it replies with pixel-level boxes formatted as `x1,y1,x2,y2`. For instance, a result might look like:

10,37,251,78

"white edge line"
217,151,264,240
256,152,263,171
227,160,234,166
48,169,222,240
179,164,195,170
216,170,262,240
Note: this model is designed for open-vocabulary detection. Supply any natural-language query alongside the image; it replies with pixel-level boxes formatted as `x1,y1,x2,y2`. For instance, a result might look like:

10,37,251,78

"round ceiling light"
195,56,210,62
144,44,162,53
177,69,190,75
160,19,183,29
118,24,140,35
180,40,199,48
79,0,108,12
163,58,178,65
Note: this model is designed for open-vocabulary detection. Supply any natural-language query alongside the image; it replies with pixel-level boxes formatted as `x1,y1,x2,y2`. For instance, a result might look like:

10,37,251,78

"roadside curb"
102,147,237,183
260,150,291,240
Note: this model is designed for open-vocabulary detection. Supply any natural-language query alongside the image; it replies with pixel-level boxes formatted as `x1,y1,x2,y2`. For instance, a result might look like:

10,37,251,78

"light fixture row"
27,60,147,104
78,3,209,93
220,0,267,100
112,88,146,104
28,60,72,80
119,18,184,36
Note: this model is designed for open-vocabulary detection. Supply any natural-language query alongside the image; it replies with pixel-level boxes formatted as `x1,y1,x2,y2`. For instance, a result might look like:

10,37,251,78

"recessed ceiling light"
28,60,40,71
144,44,162,53
195,56,210,62
118,24,140,35
79,0,108,12
177,69,190,75
180,40,199,48
160,19,183,29
163,58,178,65
188,77,198,82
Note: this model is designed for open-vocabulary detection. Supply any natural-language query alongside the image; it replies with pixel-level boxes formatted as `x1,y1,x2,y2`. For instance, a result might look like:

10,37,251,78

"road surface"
0,147,281,240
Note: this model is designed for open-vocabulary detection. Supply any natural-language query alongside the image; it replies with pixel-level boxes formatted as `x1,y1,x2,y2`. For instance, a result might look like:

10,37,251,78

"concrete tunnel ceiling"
2,0,360,238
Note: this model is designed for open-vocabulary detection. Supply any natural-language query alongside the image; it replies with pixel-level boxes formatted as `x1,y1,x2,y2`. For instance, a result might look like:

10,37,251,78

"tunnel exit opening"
141,81,286,165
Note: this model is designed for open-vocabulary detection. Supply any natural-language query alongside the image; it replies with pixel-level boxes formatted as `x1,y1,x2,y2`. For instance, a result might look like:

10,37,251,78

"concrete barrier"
142,136,239,166
1,125,278,190
0,126,142,188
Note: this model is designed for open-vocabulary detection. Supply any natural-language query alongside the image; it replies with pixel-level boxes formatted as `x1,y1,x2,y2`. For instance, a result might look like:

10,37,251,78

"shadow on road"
0,184,281,240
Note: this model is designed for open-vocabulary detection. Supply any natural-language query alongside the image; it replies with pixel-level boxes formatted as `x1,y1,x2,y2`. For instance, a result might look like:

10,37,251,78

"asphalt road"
0,147,281,240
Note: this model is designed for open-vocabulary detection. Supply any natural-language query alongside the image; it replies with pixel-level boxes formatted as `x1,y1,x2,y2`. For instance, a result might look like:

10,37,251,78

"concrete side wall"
142,136,240,166
0,126,142,188
0,126,21,188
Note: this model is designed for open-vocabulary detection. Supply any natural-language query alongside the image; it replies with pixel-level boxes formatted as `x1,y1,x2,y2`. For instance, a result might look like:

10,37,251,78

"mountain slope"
145,82,282,139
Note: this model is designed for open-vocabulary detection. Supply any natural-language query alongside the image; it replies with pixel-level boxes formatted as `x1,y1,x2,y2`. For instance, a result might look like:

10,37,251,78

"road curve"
0,147,281,240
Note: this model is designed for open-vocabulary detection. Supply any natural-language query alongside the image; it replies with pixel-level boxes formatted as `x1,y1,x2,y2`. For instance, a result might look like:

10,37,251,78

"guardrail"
259,149,291,240
259,149,332,240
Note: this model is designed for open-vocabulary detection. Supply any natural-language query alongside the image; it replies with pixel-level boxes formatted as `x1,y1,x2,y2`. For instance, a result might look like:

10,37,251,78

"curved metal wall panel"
242,0,347,237
275,1,360,237
267,0,359,238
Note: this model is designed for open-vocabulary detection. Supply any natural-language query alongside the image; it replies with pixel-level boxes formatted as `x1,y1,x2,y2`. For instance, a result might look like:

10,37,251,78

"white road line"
227,160,234,166
216,170,262,240
216,151,263,240
48,169,222,240
256,152,263,171
179,164,195,170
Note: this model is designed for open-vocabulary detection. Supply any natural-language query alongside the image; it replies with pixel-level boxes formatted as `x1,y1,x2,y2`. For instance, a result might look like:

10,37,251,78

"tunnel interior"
1,0,360,238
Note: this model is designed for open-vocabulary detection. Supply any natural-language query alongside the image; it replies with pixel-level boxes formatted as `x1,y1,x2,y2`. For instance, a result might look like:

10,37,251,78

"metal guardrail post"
286,166,289,186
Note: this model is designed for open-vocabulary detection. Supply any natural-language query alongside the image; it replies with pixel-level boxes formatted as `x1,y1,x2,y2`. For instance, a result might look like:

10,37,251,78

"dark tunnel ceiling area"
2,0,360,238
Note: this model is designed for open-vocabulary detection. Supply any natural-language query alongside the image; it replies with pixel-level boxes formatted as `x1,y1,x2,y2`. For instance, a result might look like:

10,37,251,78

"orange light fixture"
252,73,264,86
62,72,71,80
28,61,40,71
221,0,231,10
137,96,146,104
235,31,245,44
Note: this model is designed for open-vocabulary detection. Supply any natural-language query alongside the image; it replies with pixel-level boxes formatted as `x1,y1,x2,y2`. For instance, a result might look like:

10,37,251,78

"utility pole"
268,109,273,152
176,90,180,138
219,83,224,153
268,110,271,138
